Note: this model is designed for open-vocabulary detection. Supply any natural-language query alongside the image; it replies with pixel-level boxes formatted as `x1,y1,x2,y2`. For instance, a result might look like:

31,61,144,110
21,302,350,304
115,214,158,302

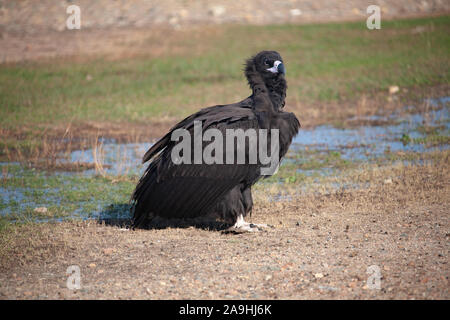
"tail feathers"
130,202,153,228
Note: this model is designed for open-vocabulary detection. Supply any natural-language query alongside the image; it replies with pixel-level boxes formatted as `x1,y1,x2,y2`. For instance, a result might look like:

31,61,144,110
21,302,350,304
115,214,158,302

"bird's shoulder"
274,110,301,130
188,98,256,129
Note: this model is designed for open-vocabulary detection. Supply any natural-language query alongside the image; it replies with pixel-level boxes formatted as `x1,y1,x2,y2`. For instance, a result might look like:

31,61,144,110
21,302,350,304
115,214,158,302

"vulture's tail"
130,161,158,228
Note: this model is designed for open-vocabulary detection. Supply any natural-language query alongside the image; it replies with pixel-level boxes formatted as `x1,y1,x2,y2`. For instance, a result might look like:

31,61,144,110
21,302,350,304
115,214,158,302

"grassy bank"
1,16,449,131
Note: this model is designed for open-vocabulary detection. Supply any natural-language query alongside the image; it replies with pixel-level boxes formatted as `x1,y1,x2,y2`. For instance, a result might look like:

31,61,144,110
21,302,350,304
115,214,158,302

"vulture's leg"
228,214,269,232
241,187,271,230
218,185,270,232
228,186,268,232
226,188,270,232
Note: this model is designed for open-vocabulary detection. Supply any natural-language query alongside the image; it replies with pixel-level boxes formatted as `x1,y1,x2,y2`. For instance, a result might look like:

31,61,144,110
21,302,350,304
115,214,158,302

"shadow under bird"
131,51,300,232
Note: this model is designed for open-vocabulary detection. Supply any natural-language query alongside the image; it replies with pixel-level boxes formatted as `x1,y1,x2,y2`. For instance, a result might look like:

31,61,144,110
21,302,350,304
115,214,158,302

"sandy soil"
0,162,448,300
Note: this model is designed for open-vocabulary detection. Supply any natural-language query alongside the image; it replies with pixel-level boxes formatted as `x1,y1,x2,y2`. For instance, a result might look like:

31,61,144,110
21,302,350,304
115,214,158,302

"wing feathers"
132,99,300,227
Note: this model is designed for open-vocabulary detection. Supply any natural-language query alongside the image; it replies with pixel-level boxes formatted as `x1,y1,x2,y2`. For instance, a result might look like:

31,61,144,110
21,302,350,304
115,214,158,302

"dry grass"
1,159,448,299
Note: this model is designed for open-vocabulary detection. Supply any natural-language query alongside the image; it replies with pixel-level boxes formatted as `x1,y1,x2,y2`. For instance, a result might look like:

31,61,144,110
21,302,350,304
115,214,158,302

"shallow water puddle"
48,98,449,178
64,142,151,176
59,98,449,177
292,104,449,161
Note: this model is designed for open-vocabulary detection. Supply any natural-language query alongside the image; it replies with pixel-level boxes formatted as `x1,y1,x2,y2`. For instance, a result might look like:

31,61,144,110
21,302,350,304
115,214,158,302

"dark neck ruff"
266,77,287,110
244,59,287,111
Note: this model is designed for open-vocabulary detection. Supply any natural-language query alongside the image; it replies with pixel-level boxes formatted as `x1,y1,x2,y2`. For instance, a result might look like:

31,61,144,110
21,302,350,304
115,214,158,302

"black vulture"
131,51,300,231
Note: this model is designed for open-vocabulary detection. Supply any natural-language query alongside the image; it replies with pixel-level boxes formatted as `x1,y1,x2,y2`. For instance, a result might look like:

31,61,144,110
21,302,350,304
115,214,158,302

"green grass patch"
400,124,450,147
0,164,136,223
1,16,449,130
412,133,450,146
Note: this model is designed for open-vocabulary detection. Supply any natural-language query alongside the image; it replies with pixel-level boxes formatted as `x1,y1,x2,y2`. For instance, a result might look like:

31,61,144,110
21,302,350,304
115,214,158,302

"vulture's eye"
264,59,270,66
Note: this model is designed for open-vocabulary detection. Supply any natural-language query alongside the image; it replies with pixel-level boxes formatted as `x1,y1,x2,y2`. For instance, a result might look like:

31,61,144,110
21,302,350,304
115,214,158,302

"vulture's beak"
267,60,285,75
277,62,285,75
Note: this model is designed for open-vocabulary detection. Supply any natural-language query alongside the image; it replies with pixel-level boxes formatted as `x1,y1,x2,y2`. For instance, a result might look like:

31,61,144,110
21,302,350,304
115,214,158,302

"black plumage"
131,51,300,230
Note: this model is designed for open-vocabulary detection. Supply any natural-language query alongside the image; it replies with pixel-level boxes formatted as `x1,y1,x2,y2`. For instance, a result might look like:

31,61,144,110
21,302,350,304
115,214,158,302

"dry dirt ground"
1,0,449,63
0,162,448,300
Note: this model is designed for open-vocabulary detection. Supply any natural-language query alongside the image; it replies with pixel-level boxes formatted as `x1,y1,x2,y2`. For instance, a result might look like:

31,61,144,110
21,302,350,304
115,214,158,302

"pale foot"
223,215,272,233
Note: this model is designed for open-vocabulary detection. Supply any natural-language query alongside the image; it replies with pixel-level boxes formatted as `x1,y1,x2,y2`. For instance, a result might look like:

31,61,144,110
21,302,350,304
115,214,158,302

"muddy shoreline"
2,84,448,167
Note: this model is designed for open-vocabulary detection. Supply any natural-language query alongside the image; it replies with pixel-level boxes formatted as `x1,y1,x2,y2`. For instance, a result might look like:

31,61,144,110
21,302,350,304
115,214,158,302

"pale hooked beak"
266,60,285,74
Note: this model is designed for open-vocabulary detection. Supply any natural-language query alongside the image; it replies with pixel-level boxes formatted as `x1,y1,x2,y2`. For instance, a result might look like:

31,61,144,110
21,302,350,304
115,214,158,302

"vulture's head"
246,50,286,81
